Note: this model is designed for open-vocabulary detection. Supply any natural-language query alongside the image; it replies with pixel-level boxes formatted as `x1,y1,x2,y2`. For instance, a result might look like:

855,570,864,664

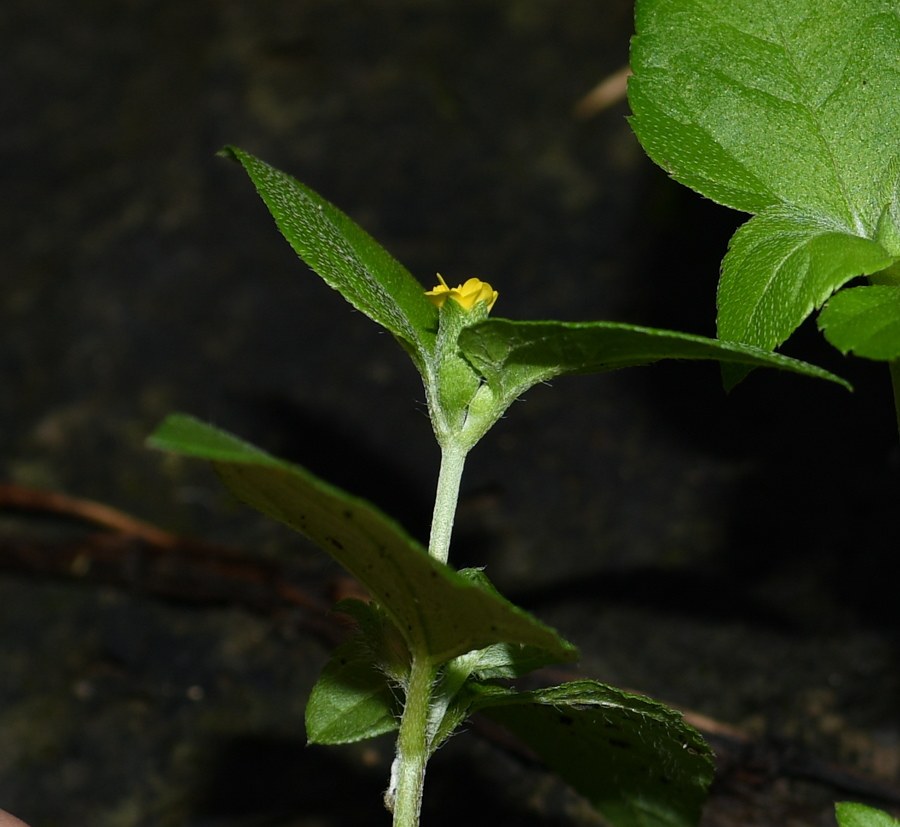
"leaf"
629,0,900,379
458,318,850,409
449,641,558,682
427,642,571,752
331,598,411,686
469,680,714,827
305,636,401,745
221,146,438,366
451,569,571,679
718,211,895,350
818,285,900,361
147,414,577,667
836,803,900,827
630,0,900,229
717,210,894,387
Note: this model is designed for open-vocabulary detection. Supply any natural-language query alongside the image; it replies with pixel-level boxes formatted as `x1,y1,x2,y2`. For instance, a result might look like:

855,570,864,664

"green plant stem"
890,360,900,443
391,655,436,827
428,442,467,563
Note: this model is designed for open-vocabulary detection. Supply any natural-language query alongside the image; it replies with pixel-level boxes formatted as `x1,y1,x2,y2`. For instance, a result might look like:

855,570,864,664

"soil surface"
1,2,899,826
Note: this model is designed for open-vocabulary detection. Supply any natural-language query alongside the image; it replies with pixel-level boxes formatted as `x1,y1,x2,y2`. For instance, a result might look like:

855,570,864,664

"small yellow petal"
425,273,452,308
425,274,498,312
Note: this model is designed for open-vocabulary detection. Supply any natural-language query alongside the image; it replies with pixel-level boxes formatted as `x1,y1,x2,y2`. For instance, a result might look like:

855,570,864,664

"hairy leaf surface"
148,414,576,667
306,636,400,745
459,318,850,407
469,680,714,827
223,146,438,366
629,0,900,373
818,285,900,360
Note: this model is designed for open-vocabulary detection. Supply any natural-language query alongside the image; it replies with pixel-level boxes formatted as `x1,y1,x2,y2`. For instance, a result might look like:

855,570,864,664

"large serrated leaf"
469,680,714,827
306,636,401,745
630,0,900,230
629,0,900,380
147,414,577,667
458,318,850,408
818,285,900,361
222,146,438,366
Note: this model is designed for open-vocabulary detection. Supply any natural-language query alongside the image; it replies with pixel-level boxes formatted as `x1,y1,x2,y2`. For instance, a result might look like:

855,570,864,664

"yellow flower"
425,273,498,312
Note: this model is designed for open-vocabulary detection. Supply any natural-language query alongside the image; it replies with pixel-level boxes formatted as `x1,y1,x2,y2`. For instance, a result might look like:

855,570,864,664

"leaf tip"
217,145,241,163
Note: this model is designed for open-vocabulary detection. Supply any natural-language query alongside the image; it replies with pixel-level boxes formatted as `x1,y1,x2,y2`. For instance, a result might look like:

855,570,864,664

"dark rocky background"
1,1,898,825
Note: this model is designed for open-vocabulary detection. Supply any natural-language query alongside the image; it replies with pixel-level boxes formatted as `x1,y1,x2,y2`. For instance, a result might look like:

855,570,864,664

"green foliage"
220,147,438,371
148,414,714,826
460,318,851,406
717,214,892,388
629,0,900,383
819,285,900,360
149,146,863,827
148,414,576,669
224,147,849,455
468,680,714,827
836,803,900,827
305,634,401,745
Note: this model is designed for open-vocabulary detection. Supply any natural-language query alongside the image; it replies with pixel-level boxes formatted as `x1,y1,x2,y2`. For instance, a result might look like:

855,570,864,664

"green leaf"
717,210,894,387
427,642,565,752
818,285,900,361
630,0,900,230
305,636,400,745
718,210,895,350
458,318,850,409
424,569,571,751
457,641,555,680
629,0,900,380
451,569,570,679
469,680,714,827
331,598,411,686
836,803,900,827
147,414,577,667
221,146,438,366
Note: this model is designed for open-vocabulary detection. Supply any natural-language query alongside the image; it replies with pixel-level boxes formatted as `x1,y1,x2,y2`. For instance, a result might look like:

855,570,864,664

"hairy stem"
890,360,900,443
391,655,436,827
428,442,467,564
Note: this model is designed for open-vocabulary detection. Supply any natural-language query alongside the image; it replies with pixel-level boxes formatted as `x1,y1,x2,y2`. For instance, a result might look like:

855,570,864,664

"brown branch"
573,64,632,119
0,482,179,547
0,481,353,644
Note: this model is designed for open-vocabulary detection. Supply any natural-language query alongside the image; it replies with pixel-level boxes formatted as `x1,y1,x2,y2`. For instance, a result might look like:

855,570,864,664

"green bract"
629,0,900,387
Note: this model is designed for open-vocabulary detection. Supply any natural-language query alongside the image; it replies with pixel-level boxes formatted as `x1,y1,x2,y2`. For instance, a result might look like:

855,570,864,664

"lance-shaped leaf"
147,414,576,667
466,680,713,827
222,146,438,366
629,0,900,382
458,318,850,409
818,284,900,361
